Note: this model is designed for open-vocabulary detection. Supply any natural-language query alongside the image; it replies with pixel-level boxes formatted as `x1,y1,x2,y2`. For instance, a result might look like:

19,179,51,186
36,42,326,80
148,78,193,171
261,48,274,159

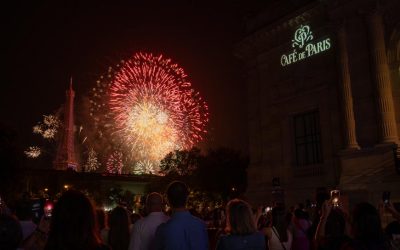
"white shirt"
129,212,169,250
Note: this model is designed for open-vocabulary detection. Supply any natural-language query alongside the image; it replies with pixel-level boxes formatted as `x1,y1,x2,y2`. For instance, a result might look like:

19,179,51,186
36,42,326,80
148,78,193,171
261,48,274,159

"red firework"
91,52,209,172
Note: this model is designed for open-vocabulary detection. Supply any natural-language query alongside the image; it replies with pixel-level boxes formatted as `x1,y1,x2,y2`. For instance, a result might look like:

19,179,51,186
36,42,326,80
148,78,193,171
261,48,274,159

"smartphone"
382,191,391,205
330,189,340,207
44,201,53,219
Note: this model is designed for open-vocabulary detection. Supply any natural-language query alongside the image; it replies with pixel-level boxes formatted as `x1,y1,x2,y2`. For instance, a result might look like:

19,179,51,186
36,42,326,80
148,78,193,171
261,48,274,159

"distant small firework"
24,146,41,158
106,151,123,174
90,53,209,174
33,115,61,140
132,160,154,175
84,148,101,172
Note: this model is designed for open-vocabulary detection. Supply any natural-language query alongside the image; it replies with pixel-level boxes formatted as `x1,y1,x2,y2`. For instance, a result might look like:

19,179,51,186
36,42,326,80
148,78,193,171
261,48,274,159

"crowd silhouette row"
1,181,399,250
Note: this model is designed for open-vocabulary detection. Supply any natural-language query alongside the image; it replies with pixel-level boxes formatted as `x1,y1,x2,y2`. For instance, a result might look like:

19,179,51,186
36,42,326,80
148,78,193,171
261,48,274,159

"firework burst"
106,151,123,174
132,160,154,175
84,148,101,172
33,114,61,140
24,146,41,158
90,53,209,174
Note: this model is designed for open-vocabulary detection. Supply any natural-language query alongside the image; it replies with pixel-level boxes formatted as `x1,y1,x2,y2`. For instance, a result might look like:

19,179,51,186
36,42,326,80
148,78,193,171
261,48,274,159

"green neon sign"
281,25,331,67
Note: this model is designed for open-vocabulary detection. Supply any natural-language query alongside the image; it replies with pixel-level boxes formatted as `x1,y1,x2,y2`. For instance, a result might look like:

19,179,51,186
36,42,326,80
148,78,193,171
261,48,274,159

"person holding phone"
380,191,400,223
385,202,400,222
314,196,352,250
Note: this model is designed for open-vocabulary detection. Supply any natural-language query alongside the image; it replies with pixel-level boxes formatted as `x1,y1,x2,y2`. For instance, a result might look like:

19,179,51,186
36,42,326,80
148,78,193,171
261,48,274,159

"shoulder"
95,244,111,250
262,227,272,239
253,231,266,239
134,217,145,226
218,234,231,241
217,233,266,249
216,234,231,250
244,232,266,243
156,221,168,231
161,212,170,219
158,213,170,223
189,214,207,227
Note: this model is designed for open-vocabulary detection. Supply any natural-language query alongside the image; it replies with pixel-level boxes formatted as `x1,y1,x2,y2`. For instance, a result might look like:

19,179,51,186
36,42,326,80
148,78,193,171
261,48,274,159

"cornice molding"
235,2,324,60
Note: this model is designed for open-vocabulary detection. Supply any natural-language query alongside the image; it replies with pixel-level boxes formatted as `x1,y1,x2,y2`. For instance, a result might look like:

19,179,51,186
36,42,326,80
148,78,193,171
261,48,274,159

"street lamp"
44,188,48,192
64,185,69,190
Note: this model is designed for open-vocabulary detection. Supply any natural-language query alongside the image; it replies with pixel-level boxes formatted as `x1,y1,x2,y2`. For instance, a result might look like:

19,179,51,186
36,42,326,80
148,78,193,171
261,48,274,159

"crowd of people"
0,181,399,250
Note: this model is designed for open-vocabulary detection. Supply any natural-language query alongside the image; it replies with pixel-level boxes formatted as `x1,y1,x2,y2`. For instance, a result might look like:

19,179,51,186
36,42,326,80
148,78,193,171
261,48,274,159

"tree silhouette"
159,147,202,176
158,147,248,201
195,148,248,200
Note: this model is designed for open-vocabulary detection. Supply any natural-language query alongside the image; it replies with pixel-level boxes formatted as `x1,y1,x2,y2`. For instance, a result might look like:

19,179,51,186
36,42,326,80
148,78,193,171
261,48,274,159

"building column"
337,24,360,150
366,11,399,144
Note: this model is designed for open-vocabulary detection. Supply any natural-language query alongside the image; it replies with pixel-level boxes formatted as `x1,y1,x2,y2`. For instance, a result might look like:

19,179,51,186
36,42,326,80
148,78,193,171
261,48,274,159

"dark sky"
3,1,268,154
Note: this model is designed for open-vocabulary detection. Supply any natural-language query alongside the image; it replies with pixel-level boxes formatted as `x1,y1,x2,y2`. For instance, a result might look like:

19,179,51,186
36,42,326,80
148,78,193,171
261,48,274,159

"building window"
294,110,322,166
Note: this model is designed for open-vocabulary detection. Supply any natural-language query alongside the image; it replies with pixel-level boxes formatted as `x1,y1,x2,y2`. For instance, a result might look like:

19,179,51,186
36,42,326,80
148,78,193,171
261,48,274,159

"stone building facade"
236,0,400,208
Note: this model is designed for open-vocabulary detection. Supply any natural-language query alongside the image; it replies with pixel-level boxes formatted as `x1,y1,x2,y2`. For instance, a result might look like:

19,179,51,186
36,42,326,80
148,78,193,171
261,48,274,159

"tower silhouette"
53,78,78,171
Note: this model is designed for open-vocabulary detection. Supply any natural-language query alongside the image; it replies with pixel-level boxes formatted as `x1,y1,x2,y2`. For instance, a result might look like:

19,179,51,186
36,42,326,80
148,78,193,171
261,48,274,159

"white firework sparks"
33,114,61,140
24,146,41,158
84,148,101,172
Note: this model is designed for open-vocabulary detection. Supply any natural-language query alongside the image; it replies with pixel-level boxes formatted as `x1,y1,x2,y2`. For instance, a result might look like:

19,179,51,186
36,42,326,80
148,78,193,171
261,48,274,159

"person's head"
146,192,163,213
352,202,384,242
166,181,189,209
15,200,32,221
96,208,106,231
225,199,257,235
272,207,289,242
108,206,130,250
45,190,101,250
0,214,22,250
294,208,306,219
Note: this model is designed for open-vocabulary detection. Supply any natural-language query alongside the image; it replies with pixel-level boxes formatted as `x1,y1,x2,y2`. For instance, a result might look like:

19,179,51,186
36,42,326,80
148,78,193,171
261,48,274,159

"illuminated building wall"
236,0,400,208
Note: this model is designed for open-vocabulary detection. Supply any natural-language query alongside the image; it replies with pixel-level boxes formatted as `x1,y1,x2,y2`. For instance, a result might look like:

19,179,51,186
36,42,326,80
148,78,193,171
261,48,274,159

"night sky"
3,1,269,155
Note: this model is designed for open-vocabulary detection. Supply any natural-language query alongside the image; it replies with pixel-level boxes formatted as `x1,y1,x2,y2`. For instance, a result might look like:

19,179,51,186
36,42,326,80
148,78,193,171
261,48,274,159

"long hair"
325,209,346,238
352,202,385,248
44,190,102,250
108,206,130,250
272,207,289,242
96,208,107,231
226,199,257,235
